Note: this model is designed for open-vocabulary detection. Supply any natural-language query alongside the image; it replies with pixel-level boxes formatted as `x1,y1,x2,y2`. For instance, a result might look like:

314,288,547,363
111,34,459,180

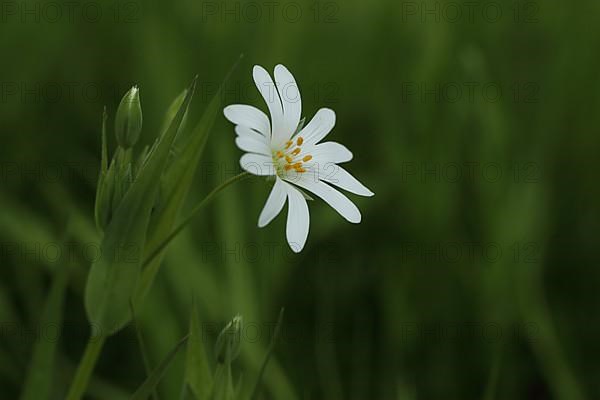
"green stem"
142,171,251,269
65,335,107,400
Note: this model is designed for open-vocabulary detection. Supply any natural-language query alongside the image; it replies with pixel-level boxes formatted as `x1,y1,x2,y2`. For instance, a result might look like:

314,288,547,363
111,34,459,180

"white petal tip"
257,215,271,228
348,213,362,224
322,108,336,117
223,106,234,119
288,242,305,253
274,64,287,72
253,65,266,74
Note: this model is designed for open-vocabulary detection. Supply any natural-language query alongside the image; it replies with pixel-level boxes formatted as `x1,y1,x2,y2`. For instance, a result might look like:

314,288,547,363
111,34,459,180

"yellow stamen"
295,167,306,173
284,164,293,171
285,140,293,149
292,162,302,169
285,155,293,163
291,148,301,156
296,137,304,146
276,151,284,159
302,155,312,162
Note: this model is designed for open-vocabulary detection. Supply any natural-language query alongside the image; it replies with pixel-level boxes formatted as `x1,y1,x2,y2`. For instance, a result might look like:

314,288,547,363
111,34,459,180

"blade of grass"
65,335,107,400
130,335,190,400
19,267,68,400
130,302,160,400
184,300,213,400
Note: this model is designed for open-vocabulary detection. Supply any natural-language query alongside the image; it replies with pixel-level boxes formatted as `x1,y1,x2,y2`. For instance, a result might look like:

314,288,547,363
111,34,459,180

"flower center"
272,136,312,176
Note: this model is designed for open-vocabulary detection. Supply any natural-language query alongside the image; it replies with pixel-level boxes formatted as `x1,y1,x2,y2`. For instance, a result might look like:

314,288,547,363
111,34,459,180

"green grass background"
1,0,599,398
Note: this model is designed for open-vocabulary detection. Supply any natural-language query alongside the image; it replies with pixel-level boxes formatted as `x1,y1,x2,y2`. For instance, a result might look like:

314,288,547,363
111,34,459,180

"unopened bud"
115,86,143,148
215,315,242,364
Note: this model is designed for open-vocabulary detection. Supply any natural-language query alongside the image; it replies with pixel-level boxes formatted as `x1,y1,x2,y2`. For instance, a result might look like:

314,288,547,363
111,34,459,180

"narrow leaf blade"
185,302,213,400
19,268,68,400
130,335,189,400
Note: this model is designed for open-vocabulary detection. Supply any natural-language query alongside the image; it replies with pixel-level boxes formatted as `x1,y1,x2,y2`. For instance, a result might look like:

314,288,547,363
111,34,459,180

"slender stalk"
65,335,107,400
142,171,251,269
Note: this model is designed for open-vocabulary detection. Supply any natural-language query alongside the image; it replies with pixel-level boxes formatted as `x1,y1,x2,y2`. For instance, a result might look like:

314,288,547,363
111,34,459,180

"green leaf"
94,108,110,232
135,82,223,308
19,268,68,400
160,89,189,139
185,302,213,400
130,335,189,400
84,77,197,335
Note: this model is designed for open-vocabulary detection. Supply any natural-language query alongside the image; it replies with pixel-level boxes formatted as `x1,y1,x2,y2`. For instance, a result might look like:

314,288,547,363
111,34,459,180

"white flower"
223,64,374,253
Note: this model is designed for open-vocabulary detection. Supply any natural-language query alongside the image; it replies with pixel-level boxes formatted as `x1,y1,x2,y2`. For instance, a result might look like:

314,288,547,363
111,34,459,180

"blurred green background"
1,0,599,398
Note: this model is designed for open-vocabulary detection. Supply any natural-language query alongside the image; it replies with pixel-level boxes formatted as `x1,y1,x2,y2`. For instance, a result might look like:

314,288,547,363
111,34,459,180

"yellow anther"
285,155,293,163
302,155,312,162
291,148,301,156
296,137,304,146
292,162,302,169
284,164,293,171
285,140,293,149
276,151,284,159
294,167,306,173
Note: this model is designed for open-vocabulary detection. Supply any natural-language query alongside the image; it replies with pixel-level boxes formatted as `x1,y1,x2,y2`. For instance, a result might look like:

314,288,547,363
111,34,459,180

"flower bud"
115,86,143,148
215,315,242,364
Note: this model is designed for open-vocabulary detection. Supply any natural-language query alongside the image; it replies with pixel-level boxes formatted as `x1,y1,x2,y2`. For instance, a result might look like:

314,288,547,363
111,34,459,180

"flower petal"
292,176,361,223
320,165,374,197
253,65,284,142
235,125,267,140
258,177,287,228
274,64,301,146
224,104,270,137
285,183,310,253
235,126,271,155
297,108,336,146
235,136,271,156
240,153,275,176
310,141,353,164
